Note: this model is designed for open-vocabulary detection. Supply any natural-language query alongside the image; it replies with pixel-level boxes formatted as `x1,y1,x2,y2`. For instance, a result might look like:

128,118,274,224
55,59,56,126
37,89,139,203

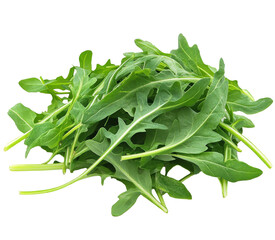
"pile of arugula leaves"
5,34,273,216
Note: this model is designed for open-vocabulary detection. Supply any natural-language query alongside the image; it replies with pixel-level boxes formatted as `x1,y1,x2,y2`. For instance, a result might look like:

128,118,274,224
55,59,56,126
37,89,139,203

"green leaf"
24,122,65,157
79,50,93,71
83,69,201,125
122,60,227,159
161,77,210,111
227,90,273,114
155,173,192,199
85,137,163,214
171,34,213,77
174,152,262,182
19,78,47,93
135,39,169,56
24,122,55,157
8,103,37,133
71,67,97,99
112,189,140,216
232,114,255,129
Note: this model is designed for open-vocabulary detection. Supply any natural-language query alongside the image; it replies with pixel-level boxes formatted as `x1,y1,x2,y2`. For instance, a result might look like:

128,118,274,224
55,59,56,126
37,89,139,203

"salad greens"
5,34,273,216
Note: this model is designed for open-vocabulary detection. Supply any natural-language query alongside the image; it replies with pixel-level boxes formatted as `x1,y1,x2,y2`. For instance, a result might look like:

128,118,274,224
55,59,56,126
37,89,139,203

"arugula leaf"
19,78,48,93
227,90,273,114
171,34,213,77
135,39,169,56
8,103,37,133
155,173,192,199
173,152,262,182
5,34,272,216
79,50,93,71
112,189,140,216
122,59,227,159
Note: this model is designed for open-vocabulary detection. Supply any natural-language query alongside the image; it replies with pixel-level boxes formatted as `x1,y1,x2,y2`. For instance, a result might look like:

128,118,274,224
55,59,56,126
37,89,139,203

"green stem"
4,130,31,151
219,178,228,198
179,172,194,182
10,163,64,171
62,123,82,140
4,101,72,151
73,146,89,159
42,152,56,165
155,188,166,209
220,136,242,152
219,122,272,168
220,144,231,198
64,147,70,173
121,150,156,161
53,91,70,95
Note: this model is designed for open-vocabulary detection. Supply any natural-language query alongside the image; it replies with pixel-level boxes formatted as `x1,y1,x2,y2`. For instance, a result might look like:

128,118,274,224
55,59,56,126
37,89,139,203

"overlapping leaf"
6,34,272,217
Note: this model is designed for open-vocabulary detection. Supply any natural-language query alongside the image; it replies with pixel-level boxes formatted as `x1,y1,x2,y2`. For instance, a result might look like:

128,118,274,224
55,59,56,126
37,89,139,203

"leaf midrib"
174,154,259,176
10,108,33,130
85,76,200,123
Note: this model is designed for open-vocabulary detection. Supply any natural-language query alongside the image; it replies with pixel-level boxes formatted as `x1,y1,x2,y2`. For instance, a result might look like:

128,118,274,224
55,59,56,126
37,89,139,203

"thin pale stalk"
10,163,64,171
62,123,82,140
155,188,167,209
4,101,72,151
219,122,272,169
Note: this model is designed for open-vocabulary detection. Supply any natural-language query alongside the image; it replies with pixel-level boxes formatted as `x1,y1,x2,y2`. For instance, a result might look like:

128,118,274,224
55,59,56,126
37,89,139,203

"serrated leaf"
227,90,273,114
129,60,227,157
171,34,213,77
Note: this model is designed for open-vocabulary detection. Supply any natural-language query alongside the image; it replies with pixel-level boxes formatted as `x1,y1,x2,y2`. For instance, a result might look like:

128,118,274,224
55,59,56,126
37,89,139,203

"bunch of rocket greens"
5,34,272,216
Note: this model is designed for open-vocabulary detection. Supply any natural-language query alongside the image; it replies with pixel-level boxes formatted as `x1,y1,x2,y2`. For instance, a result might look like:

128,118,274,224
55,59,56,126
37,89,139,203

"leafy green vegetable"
5,34,272,216
8,103,37,133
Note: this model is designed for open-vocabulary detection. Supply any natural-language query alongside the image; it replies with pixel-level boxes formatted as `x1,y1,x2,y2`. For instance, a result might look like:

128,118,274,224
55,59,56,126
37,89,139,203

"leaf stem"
4,101,72,151
219,178,228,198
62,123,82,140
155,188,167,209
10,163,64,171
219,122,272,168
73,146,89,159
220,144,231,198
179,172,194,182
4,130,31,151
220,136,242,152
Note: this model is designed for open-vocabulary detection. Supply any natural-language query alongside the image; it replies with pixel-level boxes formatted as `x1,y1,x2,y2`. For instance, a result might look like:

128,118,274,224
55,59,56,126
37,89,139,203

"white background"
0,0,274,239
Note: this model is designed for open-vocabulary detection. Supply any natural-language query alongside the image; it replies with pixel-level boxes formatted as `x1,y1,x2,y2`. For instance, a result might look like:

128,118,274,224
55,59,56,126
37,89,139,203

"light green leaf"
19,78,47,93
79,50,93,71
135,39,169,56
8,103,37,133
